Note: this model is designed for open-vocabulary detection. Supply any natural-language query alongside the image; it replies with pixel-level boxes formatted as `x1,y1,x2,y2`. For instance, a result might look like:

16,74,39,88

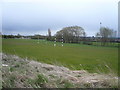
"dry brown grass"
1,53,118,88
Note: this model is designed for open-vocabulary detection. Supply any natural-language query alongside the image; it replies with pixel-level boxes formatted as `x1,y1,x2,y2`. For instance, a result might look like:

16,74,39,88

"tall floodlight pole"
100,22,102,46
61,34,63,46
100,22,102,29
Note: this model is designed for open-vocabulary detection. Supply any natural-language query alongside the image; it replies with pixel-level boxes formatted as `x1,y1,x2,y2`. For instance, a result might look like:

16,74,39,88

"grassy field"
2,39,118,74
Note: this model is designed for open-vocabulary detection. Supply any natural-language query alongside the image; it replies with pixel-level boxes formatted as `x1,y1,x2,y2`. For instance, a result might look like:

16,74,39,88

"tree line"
47,26,119,47
2,26,120,47
2,34,46,40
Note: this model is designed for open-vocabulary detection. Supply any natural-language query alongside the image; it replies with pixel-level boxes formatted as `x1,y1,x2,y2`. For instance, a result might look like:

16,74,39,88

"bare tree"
96,27,114,46
48,28,51,37
47,28,52,40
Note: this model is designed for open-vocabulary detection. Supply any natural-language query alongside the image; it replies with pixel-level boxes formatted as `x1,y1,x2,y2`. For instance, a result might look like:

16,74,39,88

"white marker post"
54,37,56,47
62,34,63,46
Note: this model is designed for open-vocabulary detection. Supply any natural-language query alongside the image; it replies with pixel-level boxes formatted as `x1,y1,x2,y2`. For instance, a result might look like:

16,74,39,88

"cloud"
2,0,118,36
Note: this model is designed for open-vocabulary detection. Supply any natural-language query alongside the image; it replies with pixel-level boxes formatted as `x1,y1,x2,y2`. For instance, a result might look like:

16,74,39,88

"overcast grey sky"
1,0,119,36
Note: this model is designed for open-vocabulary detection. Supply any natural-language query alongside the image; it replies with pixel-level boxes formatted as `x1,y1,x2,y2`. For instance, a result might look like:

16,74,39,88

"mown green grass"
92,41,119,47
2,39,118,74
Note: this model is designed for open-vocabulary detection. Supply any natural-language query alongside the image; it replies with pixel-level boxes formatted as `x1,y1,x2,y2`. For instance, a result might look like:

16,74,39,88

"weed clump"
27,74,48,88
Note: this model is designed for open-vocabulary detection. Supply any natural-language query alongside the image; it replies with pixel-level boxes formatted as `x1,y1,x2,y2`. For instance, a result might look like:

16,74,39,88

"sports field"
2,39,118,74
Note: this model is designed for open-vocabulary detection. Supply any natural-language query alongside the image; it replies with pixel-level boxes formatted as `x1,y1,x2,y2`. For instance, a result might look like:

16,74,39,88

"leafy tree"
55,26,86,43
